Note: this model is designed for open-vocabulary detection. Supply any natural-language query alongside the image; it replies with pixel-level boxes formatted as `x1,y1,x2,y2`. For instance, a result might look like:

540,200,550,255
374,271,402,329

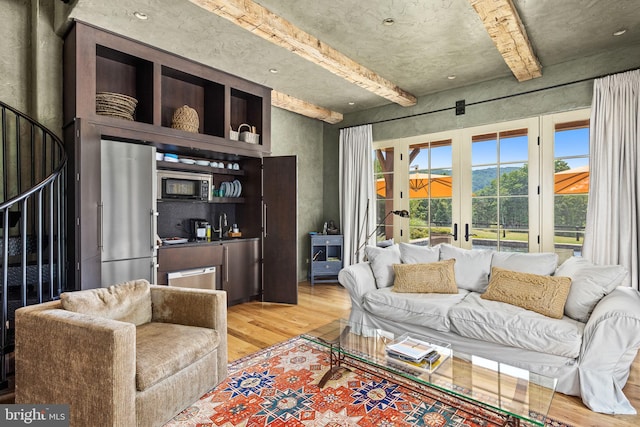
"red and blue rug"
164,337,572,427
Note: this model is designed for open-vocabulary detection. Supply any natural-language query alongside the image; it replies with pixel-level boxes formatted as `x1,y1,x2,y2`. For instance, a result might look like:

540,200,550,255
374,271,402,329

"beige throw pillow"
392,259,458,294
481,267,572,319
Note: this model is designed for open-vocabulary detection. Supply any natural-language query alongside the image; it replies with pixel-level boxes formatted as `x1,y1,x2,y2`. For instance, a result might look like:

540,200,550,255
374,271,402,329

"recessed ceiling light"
382,18,395,26
348,102,355,105
133,11,148,20
269,68,279,74
613,29,627,36
447,75,457,80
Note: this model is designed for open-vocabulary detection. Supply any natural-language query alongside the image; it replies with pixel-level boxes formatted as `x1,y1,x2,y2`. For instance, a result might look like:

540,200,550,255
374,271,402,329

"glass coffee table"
302,319,557,427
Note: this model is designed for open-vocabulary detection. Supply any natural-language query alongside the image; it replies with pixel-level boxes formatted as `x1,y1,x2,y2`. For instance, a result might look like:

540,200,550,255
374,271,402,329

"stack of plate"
220,180,242,198
96,92,137,120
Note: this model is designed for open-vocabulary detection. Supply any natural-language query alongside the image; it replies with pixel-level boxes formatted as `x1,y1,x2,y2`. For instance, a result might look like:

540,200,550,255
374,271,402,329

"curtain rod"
341,67,639,130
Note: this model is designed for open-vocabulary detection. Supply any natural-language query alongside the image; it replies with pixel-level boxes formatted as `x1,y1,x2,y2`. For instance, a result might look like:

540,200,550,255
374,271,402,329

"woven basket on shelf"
237,123,260,144
96,91,137,120
171,105,199,133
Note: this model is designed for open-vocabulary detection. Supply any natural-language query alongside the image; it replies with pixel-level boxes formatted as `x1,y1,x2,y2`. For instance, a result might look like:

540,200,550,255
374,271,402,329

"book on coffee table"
386,336,435,362
385,335,451,374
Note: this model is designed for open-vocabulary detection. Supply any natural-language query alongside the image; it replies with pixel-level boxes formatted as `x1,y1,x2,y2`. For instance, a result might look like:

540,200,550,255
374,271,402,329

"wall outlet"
306,258,309,264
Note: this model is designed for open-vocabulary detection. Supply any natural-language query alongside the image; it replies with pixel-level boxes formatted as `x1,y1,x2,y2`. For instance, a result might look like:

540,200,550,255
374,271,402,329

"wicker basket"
238,123,260,144
229,126,239,141
171,105,199,133
96,91,137,120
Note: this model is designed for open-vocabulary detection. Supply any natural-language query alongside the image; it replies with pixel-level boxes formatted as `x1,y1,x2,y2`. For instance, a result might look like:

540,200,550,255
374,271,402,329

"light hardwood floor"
229,282,640,427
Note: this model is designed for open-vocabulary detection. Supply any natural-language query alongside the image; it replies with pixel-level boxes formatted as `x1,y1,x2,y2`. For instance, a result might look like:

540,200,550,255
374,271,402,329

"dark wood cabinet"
157,239,258,305
63,21,296,305
64,21,271,155
157,244,223,285
222,239,260,304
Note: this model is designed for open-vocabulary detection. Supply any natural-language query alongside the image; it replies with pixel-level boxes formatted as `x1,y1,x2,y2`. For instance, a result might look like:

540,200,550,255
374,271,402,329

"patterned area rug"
164,337,572,427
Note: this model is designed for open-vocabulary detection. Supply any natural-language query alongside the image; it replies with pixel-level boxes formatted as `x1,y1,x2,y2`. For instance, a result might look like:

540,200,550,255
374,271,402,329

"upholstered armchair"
15,280,227,427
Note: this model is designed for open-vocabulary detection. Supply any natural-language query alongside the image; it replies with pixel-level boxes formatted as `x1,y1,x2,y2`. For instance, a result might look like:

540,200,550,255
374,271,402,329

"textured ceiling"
65,0,640,115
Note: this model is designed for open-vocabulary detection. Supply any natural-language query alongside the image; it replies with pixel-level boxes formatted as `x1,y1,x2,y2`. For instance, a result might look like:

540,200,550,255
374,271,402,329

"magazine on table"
385,335,450,374
386,336,435,362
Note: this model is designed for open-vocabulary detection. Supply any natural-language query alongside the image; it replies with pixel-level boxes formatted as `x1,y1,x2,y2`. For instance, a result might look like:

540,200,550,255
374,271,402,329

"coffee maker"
189,218,209,241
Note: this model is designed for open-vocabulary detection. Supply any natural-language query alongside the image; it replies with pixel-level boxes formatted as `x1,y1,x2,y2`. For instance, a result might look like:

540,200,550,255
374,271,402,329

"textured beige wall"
0,0,31,113
0,0,63,134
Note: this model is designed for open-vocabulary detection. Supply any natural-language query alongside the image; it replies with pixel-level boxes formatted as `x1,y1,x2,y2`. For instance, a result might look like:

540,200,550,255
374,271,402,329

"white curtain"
583,69,640,290
339,124,374,266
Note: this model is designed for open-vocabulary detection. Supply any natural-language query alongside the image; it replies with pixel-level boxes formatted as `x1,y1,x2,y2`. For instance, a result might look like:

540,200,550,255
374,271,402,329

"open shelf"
96,45,154,124
231,88,263,140
161,66,225,138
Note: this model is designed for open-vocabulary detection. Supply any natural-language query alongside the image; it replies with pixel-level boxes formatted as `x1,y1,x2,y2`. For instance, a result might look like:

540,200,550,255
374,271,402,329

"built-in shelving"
65,20,271,155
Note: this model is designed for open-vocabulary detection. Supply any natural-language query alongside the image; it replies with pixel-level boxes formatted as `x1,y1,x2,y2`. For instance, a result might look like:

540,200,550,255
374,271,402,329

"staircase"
0,100,67,391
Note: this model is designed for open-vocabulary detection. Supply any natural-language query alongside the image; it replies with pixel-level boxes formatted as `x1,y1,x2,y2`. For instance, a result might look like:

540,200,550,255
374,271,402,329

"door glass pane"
374,147,394,244
554,122,589,262
472,197,497,250
408,140,453,246
471,130,529,251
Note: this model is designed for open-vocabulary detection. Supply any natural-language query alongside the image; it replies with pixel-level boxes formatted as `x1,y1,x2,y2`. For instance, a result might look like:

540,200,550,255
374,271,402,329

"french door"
460,118,539,251
374,111,589,254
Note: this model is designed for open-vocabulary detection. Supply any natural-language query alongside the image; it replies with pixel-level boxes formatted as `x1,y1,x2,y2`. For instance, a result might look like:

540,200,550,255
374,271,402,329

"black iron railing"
0,99,66,389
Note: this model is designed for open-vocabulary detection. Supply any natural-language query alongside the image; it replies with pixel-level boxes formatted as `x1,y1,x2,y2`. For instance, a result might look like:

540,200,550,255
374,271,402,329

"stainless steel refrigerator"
100,139,157,287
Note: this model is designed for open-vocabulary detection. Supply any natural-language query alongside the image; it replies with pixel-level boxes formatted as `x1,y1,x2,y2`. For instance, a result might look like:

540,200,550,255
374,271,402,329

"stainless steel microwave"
157,169,212,201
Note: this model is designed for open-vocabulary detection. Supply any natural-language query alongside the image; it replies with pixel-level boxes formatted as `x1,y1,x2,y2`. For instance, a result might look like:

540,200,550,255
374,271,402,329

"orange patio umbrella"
554,166,589,195
377,173,453,198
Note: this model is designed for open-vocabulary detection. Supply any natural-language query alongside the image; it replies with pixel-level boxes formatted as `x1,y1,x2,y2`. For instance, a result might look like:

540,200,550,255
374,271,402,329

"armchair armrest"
150,285,228,378
578,286,640,414
150,285,226,328
15,301,137,426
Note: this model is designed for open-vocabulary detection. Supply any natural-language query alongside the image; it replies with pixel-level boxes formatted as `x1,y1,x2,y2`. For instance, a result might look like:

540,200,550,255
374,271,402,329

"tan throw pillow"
60,279,152,325
481,267,572,319
392,259,458,294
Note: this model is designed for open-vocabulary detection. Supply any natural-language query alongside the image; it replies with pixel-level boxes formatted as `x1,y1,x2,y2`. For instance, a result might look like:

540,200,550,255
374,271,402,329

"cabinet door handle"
149,209,156,253
224,245,229,283
98,202,103,251
263,203,268,237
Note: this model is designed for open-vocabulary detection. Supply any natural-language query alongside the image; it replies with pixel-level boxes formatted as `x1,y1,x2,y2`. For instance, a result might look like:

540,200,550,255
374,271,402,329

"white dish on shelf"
164,157,179,163
236,180,242,197
179,158,196,165
195,160,210,166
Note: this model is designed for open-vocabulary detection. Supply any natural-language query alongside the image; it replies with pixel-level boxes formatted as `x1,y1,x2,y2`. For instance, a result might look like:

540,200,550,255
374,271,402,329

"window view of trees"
553,122,589,256
372,116,589,253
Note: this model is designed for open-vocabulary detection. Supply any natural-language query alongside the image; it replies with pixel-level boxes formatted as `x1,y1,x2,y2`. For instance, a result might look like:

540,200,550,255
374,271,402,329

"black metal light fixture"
355,210,410,257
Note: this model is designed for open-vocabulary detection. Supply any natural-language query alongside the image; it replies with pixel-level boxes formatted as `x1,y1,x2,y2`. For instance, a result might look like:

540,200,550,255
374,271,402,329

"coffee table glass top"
303,319,557,427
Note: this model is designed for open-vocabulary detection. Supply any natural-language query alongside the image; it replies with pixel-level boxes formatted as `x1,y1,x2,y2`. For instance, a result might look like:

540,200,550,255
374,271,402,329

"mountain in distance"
416,167,521,193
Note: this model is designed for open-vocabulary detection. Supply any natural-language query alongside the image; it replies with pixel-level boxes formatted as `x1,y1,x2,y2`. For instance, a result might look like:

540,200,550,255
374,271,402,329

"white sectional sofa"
338,243,640,414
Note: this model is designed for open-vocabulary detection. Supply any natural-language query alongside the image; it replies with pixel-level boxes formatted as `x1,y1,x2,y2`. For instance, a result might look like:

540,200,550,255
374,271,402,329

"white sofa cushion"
449,293,584,358
440,244,493,292
491,251,558,275
362,288,470,332
557,257,628,322
365,244,401,288
399,242,440,264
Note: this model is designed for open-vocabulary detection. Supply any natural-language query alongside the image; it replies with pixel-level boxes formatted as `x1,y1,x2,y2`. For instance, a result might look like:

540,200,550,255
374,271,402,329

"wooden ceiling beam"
469,0,542,81
272,91,343,124
188,0,417,109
